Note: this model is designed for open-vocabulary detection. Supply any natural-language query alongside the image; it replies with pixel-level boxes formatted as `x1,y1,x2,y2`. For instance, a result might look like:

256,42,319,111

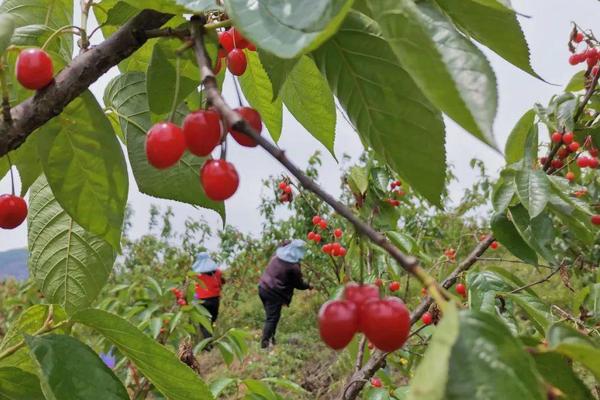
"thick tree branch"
0,9,172,157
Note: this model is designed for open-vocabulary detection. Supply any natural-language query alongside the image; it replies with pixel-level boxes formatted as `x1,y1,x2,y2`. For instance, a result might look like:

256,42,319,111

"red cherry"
283,185,292,194
374,278,383,287
230,28,249,49
319,220,327,229
227,49,247,76
590,148,599,157
563,132,574,144
334,228,343,238
569,54,581,65
569,142,580,152
551,159,564,169
421,312,433,325
338,247,347,257
539,156,548,165
214,57,222,74
307,231,316,241
551,132,563,143
575,32,584,43
577,157,590,168
313,234,321,243
200,159,239,201
278,182,287,190
312,215,321,225
229,107,262,147
145,122,186,169
389,281,400,292
456,283,467,297
0,195,28,229
343,283,380,310
218,31,234,53
16,48,54,90
360,297,410,352
177,299,187,306
318,300,358,350
322,243,333,254
370,378,382,388
591,215,600,225
593,66,600,76
490,241,499,250
557,147,569,159
566,171,576,182
182,110,222,157
589,158,599,169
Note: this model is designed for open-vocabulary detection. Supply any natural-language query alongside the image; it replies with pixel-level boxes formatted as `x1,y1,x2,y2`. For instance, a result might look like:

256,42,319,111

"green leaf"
434,0,538,78
25,334,129,400
37,91,128,249
313,11,447,206
509,205,557,265
408,304,459,400
491,212,537,265
532,352,593,400
28,178,117,314
73,309,214,400
387,231,418,254
505,109,535,164
348,166,369,195
504,292,554,336
0,367,44,400
209,377,236,397
368,0,498,148
238,51,283,141
243,379,279,399
0,14,15,55
546,323,600,380
257,51,300,100
565,71,586,92
224,0,354,58
147,38,200,116
492,169,516,213
121,0,219,13
551,93,577,132
444,311,546,400
0,305,68,371
515,168,550,218
467,271,515,312
281,56,336,155
103,72,225,218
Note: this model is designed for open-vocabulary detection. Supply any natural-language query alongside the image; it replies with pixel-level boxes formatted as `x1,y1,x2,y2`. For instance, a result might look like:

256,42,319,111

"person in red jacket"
192,252,225,339
259,239,312,348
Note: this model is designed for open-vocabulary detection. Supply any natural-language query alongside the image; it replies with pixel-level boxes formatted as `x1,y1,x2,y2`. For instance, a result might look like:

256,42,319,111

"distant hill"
0,248,28,281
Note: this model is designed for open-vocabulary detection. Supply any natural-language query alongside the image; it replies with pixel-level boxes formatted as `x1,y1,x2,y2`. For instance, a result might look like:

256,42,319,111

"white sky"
0,0,597,252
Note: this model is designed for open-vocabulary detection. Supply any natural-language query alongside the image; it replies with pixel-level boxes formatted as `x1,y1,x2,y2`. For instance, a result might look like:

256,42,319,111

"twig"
354,336,367,373
144,27,191,40
508,267,561,294
476,257,553,269
574,65,600,121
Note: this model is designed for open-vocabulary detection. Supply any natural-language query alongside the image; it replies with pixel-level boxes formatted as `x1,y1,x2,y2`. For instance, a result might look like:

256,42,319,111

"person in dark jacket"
192,252,225,339
258,239,311,348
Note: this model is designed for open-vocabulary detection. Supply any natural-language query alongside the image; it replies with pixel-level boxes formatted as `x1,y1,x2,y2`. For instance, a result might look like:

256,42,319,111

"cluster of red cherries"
318,282,410,352
568,30,599,76
0,48,56,230
145,106,263,201
170,287,187,306
216,27,256,76
307,215,348,257
384,180,404,207
277,180,293,203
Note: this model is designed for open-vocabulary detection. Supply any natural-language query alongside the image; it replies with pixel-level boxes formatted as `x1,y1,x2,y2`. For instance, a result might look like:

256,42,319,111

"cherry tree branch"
0,9,172,157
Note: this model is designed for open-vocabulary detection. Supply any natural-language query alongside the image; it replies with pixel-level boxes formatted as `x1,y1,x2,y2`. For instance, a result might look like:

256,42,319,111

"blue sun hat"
276,239,307,264
192,252,218,273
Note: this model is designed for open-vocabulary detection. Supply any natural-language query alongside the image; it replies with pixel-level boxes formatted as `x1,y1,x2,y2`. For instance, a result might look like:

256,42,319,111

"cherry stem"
358,240,365,285
41,25,84,51
6,153,14,195
231,76,244,108
168,56,182,123
204,19,231,31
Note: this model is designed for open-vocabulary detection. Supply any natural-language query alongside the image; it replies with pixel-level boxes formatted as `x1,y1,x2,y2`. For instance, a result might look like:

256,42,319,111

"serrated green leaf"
491,213,537,265
492,169,516,213
515,168,550,218
348,166,369,195
368,0,498,148
467,271,515,313
551,93,577,132
37,91,128,249
224,0,354,58
509,205,556,265
281,56,336,155
444,311,546,400
0,14,15,55
505,109,535,164
434,0,538,79
103,72,225,218
72,309,215,400
313,11,446,206
238,51,283,141
532,352,593,400
0,367,44,400
407,304,459,400
25,334,129,400
28,178,116,314
257,51,300,100
0,305,68,371
504,292,554,336
565,71,586,92
546,323,600,380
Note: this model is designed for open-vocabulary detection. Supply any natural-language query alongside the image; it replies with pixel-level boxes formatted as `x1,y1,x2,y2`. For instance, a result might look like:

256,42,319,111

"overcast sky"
0,0,598,252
